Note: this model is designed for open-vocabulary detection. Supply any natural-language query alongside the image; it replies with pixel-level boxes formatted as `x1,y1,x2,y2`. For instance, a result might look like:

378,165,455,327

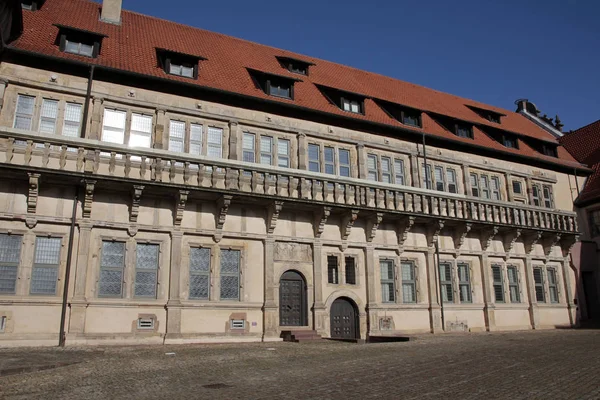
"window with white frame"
64,39,94,57
308,143,320,173
380,259,395,303
101,109,127,145
338,149,351,177
322,147,334,174
491,264,504,303
457,263,472,303
308,143,353,176
590,209,600,238
423,164,457,193
39,99,59,134
471,172,502,200
533,267,545,302
342,98,361,114
395,159,405,185
30,237,61,295
14,95,35,130
220,249,240,300
207,126,224,158
439,262,453,302
507,266,520,303
260,136,273,165
168,120,204,157
242,133,291,167
189,247,210,300
129,113,153,148
491,177,501,200
446,169,457,193
242,132,256,163
134,243,159,298
547,268,559,303
278,139,290,168
367,154,378,181
0,234,22,294
423,164,433,190
327,255,339,284
345,256,356,285
401,261,416,303
62,103,82,137
168,120,186,153
381,157,392,183
98,241,125,297
368,154,405,185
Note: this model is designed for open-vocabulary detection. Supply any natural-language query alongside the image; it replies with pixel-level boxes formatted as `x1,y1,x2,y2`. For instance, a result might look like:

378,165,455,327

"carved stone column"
228,121,239,160
462,163,471,195
480,252,496,331
357,144,367,179
506,173,514,202
297,132,307,170
68,220,93,334
263,237,278,339
524,256,541,329
561,256,576,326
166,230,184,339
409,154,419,187
426,247,443,333
0,78,8,112
89,97,104,140
154,108,166,149
312,240,327,335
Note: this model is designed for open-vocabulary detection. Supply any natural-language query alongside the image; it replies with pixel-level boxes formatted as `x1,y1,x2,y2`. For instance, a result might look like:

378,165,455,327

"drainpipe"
574,168,580,196
80,65,95,139
435,238,445,331
59,188,79,347
422,132,430,189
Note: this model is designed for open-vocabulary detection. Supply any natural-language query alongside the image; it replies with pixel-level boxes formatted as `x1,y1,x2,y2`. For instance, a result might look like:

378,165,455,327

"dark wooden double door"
330,298,358,339
280,271,307,326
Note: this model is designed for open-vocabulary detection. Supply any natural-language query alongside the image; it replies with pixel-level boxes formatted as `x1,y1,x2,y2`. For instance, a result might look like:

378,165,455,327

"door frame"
330,296,360,340
279,270,308,326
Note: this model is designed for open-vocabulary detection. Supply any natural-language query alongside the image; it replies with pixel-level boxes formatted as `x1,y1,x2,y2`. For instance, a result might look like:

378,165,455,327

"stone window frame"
379,256,397,303
530,263,563,305
421,161,460,193
241,128,296,169
326,252,340,285
0,229,28,296
438,259,475,305
510,176,528,204
366,150,409,186
399,257,420,304
588,207,600,238
29,234,67,297
186,244,212,301
100,102,156,149
164,112,229,159
306,139,356,177
343,254,359,286
531,182,555,209
469,170,505,200
94,234,167,300
490,262,523,305
217,245,245,302
10,88,85,137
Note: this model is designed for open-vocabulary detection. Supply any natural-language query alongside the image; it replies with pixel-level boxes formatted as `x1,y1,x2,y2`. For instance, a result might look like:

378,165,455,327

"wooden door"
330,298,358,339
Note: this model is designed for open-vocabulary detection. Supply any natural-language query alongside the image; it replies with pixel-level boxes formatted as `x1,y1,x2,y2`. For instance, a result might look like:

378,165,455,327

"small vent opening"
137,317,155,330
230,319,245,330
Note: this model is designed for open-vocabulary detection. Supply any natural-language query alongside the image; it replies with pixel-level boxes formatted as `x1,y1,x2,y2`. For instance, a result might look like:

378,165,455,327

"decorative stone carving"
503,229,522,259
314,206,331,238
174,190,189,226
524,230,543,254
27,173,40,215
83,180,96,219
454,222,472,252
130,185,144,223
367,213,383,242
267,201,284,235
274,242,312,262
481,225,499,252
214,195,232,242
543,233,562,257
560,234,579,258
426,219,445,248
397,216,416,254
341,209,359,241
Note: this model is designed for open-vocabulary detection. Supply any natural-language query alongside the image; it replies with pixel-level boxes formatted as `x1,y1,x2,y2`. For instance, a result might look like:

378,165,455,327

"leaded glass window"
168,120,186,153
492,265,504,303
507,266,520,303
470,173,479,197
401,261,416,303
491,177,501,200
434,166,444,191
134,243,159,298
380,259,395,303
190,123,203,156
39,99,59,134
480,175,490,199
308,144,320,172
242,132,255,163
129,113,153,148
31,237,61,295
458,263,472,303
62,103,82,137
0,234,22,294
220,249,240,300
394,159,405,185
339,149,351,177
439,263,453,302
207,126,223,158
101,109,126,145
381,157,392,183
260,136,273,165
189,247,210,299
533,267,545,302
367,154,378,181
542,185,554,208
14,95,35,131
278,139,290,168
423,164,433,190
327,255,339,284
345,257,356,285
324,147,335,175
447,169,457,193
98,241,125,297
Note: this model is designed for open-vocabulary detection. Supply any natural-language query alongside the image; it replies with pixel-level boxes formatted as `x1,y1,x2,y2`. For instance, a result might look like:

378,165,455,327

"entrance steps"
281,330,322,342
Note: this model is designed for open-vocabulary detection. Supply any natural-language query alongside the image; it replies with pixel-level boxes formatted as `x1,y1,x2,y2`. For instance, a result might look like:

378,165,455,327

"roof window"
318,86,365,115
377,100,422,128
435,115,473,139
248,69,298,100
22,0,45,10
55,25,106,58
467,105,504,124
276,56,314,76
156,49,204,80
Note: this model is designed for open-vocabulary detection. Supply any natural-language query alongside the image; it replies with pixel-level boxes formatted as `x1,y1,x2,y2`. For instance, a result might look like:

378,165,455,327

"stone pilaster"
312,240,326,335
480,252,496,331
68,221,93,334
297,133,307,170
89,97,104,140
166,230,184,338
364,244,376,336
409,154,419,187
357,144,367,179
154,108,166,150
524,256,541,329
506,173,514,202
263,237,279,339
462,163,471,195
526,177,534,205
0,78,8,112
228,121,239,160
561,257,576,326
426,248,443,333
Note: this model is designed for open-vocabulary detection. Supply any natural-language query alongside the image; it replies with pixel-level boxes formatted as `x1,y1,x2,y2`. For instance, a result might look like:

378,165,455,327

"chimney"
100,0,122,25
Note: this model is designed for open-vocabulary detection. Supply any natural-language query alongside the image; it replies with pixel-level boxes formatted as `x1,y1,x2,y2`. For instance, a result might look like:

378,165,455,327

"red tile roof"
9,0,585,171
560,120,600,205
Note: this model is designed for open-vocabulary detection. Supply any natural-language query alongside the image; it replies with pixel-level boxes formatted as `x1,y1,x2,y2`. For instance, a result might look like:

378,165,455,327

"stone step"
281,330,322,342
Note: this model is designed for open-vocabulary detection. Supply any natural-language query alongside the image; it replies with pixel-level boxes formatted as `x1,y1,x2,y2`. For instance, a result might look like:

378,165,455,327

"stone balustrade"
0,128,578,234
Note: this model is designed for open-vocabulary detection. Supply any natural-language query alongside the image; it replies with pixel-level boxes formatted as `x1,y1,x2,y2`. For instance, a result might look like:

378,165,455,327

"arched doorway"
330,297,359,339
279,270,307,326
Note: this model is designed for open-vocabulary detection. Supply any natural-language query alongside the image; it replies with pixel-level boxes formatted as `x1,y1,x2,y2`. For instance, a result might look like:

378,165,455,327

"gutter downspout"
435,238,445,331
574,167,580,196
80,65,94,139
59,189,78,347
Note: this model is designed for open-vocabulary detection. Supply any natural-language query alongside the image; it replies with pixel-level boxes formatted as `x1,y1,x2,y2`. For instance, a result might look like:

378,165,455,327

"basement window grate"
230,319,245,330
137,318,155,330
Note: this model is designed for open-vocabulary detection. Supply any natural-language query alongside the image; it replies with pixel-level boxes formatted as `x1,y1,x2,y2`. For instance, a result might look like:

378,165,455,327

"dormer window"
342,98,361,114
22,0,44,10
541,143,558,157
248,69,298,100
317,85,366,115
467,105,504,124
456,123,473,139
276,56,314,76
502,135,518,149
376,100,423,128
157,49,203,80
55,25,105,58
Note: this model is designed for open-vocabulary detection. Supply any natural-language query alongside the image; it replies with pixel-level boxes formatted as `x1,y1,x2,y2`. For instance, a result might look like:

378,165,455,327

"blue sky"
122,0,599,131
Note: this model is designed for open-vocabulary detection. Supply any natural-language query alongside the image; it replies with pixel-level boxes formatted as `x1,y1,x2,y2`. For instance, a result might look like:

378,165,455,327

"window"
447,169,457,193
457,263,472,303
541,144,558,158
512,180,523,195
439,263,453,302
434,166,444,191
395,159,405,185
532,184,553,208
14,95,35,130
456,124,473,139
367,155,378,181
168,120,186,153
308,144,320,173
380,259,395,303
502,135,518,149
134,244,159,298
542,185,554,208
189,247,210,300
65,40,94,57
547,269,559,303
38,99,59,134
98,241,125,297
377,101,423,128
401,261,416,303
242,132,256,163
468,106,503,124
470,173,479,197
507,266,520,303
62,103,82,137
491,177,501,200
220,249,240,300
339,149,351,177
101,109,126,145
57,26,103,58
0,234,22,294
157,49,202,79
491,265,504,303
22,0,42,10
324,147,335,175
0,316,5,333
278,139,290,168
480,175,490,199
327,255,339,284
401,109,422,127
277,56,312,76
30,237,61,295
381,157,392,183
342,98,362,114
532,185,541,207
590,210,600,238
424,164,456,192
260,136,273,165
129,114,153,148
207,127,223,158
267,79,293,99
423,164,433,190
169,62,195,78
345,257,356,285
533,267,545,302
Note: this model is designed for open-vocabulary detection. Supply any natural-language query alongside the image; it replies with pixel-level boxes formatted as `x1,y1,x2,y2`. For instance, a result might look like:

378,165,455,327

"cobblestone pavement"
1,330,599,400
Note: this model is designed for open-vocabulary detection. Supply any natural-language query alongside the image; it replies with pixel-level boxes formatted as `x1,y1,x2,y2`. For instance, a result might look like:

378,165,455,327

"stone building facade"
0,0,588,346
